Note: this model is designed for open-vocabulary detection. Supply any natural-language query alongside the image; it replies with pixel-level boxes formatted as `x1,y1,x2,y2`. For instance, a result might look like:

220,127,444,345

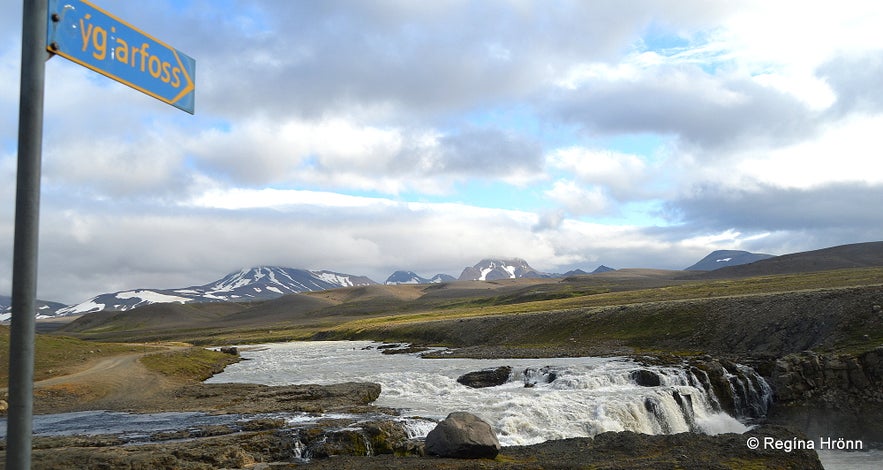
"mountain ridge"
5,241,882,319
56,266,376,316
683,241,883,280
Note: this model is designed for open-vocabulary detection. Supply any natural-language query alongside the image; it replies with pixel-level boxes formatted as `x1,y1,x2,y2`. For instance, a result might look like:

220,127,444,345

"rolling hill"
682,241,883,280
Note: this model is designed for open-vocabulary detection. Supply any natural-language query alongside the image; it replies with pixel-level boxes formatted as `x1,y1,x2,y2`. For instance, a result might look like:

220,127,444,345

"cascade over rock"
688,358,772,419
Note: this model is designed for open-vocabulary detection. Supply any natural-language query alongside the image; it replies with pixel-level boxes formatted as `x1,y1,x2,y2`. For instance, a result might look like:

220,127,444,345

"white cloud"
44,131,190,197
186,117,404,186
547,147,651,197
544,180,609,216
188,188,398,210
736,114,883,189
704,1,883,109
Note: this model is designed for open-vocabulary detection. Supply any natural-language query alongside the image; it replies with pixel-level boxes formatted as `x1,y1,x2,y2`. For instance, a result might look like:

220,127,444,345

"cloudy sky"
2,1,883,305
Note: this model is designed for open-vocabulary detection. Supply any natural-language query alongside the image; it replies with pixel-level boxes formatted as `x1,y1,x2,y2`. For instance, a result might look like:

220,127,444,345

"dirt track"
13,345,383,417
30,348,185,414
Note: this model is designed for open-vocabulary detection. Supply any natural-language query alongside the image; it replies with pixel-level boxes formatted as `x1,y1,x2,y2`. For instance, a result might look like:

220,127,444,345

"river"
207,341,754,445
3,340,879,467
204,341,882,468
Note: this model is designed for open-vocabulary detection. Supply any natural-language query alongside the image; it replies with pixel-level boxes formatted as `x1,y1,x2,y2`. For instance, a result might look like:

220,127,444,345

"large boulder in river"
425,412,501,459
630,369,662,387
456,366,511,388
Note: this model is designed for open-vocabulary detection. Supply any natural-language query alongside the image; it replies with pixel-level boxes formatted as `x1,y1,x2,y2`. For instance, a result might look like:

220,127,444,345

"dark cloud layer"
548,65,819,152
819,51,883,116
666,182,883,233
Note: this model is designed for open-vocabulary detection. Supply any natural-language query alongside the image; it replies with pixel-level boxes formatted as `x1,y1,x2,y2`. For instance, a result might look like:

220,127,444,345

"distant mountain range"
385,271,457,285
384,260,616,285
55,267,375,316
5,241,882,319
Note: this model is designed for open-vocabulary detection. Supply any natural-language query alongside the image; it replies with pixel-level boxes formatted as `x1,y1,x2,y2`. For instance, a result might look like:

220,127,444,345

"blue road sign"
47,0,195,114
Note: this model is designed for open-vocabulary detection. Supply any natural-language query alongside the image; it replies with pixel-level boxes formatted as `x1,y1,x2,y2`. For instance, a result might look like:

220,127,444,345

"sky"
2,1,883,305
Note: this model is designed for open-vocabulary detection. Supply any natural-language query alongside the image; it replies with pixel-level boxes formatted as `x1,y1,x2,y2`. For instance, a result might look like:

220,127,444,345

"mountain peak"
685,250,775,271
385,271,456,285
458,258,546,281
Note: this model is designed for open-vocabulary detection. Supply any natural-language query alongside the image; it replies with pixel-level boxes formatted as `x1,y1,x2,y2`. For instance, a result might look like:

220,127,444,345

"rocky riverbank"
4,422,823,469
1,344,834,469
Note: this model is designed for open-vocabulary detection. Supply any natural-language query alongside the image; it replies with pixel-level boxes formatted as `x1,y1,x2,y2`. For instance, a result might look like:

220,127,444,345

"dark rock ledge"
10,424,824,469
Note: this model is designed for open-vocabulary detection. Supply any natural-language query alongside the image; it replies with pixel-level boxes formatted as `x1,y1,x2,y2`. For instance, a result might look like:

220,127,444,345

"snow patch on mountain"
57,299,106,316
116,290,190,304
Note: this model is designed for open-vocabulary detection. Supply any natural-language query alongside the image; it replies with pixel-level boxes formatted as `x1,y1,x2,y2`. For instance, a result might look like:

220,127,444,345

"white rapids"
206,341,756,446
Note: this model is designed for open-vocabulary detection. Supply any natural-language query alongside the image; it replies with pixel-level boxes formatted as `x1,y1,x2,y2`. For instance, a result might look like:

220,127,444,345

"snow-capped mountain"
57,266,376,315
0,295,69,322
685,250,775,271
458,258,548,281
384,271,457,285
194,267,375,299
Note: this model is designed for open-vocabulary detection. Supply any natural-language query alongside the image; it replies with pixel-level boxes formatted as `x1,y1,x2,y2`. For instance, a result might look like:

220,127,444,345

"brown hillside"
682,240,883,280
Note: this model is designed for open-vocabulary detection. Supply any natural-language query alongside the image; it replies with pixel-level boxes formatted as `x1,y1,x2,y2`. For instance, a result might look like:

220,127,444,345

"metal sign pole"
6,0,48,468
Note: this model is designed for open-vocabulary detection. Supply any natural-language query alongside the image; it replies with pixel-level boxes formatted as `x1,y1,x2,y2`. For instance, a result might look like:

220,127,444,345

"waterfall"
499,360,773,442
206,341,774,446
733,363,773,418
399,418,438,440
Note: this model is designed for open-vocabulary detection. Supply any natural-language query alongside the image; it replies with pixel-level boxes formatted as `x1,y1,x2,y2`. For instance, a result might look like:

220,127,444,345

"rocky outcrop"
630,369,662,387
456,366,511,388
425,412,501,459
303,420,419,458
765,348,883,444
771,347,883,405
